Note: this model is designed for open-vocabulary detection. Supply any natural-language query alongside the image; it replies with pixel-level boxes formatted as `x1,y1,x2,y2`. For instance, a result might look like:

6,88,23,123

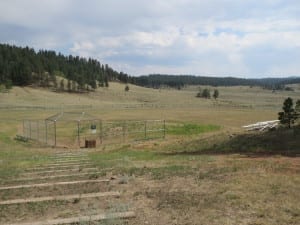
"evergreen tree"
196,88,211,98
99,80,104,87
278,97,296,128
104,76,109,87
125,85,129,92
44,73,50,87
53,76,58,89
60,79,65,91
213,89,219,99
4,80,12,90
72,80,76,92
0,43,132,89
295,100,300,121
202,89,211,98
67,79,71,92
90,79,97,90
295,100,300,112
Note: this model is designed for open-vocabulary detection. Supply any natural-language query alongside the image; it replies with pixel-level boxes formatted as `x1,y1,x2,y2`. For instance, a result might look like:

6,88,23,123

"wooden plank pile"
242,120,279,131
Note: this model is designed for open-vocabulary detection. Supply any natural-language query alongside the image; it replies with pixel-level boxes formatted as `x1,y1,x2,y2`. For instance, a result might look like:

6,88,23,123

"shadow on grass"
163,128,300,157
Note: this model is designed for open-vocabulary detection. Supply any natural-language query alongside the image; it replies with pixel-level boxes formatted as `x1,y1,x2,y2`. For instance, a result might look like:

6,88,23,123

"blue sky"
0,0,299,77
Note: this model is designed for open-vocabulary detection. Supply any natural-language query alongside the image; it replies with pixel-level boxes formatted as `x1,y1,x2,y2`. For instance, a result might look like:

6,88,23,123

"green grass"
0,133,54,181
0,150,53,181
167,123,220,135
89,144,218,180
89,146,163,169
0,132,12,144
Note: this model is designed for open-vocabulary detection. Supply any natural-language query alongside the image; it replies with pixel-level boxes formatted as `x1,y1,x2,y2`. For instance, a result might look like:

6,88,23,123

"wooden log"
22,167,98,176
25,164,92,171
41,159,90,164
0,191,120,205
35,162,92,167
4,211,135,225
0,179,109,190
10,171,106,182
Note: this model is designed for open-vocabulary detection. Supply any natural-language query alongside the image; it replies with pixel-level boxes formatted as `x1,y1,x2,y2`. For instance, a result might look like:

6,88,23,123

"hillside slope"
1,83,299,127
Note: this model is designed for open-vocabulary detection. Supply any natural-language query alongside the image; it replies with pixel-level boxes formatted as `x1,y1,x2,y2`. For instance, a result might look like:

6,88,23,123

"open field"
0,83,299,224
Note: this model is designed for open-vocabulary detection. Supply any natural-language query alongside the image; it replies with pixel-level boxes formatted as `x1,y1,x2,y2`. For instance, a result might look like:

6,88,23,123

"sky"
0,0,299,78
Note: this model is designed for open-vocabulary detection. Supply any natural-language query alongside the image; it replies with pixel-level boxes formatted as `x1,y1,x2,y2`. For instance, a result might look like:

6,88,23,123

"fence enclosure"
22,112,165,148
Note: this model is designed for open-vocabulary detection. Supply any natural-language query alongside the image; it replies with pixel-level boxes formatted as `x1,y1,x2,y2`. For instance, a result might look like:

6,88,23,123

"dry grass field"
0,82,299,225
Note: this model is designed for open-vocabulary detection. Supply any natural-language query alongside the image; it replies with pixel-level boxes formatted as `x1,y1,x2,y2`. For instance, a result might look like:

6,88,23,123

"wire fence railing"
22,119,165,148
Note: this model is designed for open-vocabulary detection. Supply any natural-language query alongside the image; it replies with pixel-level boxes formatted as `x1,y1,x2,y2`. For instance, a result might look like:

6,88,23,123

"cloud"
0,0,300,77
0,0,71,28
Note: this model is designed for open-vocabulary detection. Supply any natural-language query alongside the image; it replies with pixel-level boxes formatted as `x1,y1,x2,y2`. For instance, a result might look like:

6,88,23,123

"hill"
0,43,131,90
1,43,300,91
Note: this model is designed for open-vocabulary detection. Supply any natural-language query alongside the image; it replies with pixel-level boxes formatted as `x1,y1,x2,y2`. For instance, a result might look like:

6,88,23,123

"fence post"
37,121,39,141
54,120,57,147
163,120,166,139
23,120,25,137
99,120,103,144
77,121,80,147
144,120,147,139
123,121,126,142
45,120,48,144
29,120,32,139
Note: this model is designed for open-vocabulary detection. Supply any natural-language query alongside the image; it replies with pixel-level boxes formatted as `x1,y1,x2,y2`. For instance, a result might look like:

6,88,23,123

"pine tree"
125,85,129,92
278,97,296,128
213,89,219,99
295,100,300,121
53,76,58,89
90,80,97,90
104,76,109,87
202,89,211,98
60,79,65,91
0,43,126,89
67,79,71,92
72,80,76,92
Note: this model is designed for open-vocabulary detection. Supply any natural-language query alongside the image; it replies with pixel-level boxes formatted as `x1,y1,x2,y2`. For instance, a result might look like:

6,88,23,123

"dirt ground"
120,156,300,225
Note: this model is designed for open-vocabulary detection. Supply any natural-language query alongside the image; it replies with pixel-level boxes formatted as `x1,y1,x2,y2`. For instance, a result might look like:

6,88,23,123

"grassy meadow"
0,82,299,224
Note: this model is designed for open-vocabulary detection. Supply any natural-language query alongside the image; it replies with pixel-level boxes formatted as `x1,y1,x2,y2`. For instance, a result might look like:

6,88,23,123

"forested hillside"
1,44,299,91
0,44,132,90
134,74,300,89
135,74,257,88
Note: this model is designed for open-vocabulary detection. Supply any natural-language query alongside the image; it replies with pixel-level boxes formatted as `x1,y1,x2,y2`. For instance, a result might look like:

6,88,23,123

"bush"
196,88,210,98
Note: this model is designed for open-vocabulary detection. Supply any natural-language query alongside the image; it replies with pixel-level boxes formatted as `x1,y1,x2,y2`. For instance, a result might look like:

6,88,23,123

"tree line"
0,43,132,91
196,88,219,99
1,44,299,91
133,74,300,89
